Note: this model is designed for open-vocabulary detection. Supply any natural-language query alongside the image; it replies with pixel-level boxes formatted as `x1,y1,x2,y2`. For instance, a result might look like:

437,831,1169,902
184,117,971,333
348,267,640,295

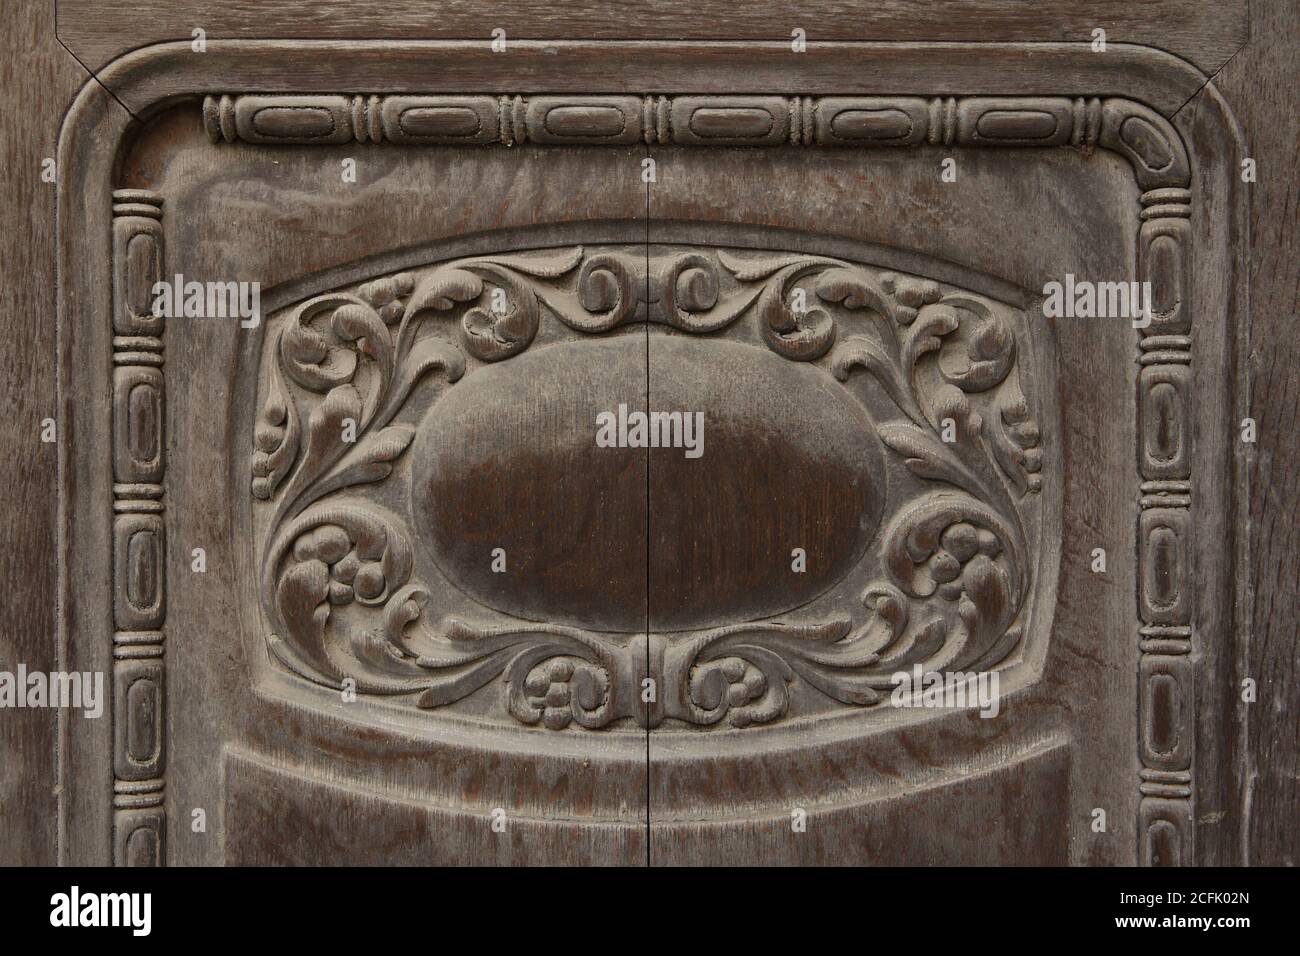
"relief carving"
110,189,167,866
251,245,1047,730
204,94,1191,190
53,39,1227,862
1135,185,1194,864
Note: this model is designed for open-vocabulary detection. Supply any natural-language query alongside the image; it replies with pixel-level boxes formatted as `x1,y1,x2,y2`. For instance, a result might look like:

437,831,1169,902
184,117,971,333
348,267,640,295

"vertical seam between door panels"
644,140,652,867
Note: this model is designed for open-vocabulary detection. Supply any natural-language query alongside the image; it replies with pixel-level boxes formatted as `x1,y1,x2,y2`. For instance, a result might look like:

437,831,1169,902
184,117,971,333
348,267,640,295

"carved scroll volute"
576,252,640,330
250,245,1045,732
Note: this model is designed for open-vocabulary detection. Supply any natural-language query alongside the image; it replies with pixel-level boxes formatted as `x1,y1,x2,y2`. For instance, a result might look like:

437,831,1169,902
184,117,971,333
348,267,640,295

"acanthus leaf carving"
253,244,1046,730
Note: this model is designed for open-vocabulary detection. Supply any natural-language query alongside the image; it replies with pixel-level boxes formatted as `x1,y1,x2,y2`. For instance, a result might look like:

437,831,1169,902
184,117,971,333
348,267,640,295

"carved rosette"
251,243,1046,733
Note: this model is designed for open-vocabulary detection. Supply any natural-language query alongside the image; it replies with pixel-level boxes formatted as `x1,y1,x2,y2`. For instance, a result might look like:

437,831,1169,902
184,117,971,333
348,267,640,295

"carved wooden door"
57,39,1247,866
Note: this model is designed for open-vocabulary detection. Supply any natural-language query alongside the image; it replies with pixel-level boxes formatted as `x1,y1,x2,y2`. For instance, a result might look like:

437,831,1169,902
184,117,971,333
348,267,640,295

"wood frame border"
57,40,1246,866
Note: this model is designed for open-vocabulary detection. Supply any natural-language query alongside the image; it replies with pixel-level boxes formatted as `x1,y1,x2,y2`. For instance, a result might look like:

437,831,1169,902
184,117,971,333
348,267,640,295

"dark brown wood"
0,0,1291,869
648,334,883,631
640,135,1148,864
421,333,650,633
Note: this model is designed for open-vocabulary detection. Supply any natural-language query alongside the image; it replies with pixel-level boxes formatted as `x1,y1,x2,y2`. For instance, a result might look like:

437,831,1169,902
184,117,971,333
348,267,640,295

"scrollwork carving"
253,244,1045,730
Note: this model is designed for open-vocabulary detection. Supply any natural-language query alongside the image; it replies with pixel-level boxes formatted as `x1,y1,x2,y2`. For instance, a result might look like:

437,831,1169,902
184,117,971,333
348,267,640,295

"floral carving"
253,245,1044,729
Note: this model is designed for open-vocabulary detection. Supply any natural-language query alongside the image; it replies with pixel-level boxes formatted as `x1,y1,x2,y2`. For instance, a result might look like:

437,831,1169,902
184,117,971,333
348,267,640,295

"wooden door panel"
641,140,1137,863
56,41,1246,865
65,85,656,865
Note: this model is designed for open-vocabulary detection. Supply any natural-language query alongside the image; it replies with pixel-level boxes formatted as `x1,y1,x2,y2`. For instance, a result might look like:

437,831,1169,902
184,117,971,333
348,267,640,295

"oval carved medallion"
412,334,884,632
250,240,1052,732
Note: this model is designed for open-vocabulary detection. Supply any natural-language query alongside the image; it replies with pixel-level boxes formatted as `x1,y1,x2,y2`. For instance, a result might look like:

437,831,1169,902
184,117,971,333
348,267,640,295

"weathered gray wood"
0,0,85,867
57,80,129,866
56,0,1249,76
96,41,1208,119
1214,0,1300,868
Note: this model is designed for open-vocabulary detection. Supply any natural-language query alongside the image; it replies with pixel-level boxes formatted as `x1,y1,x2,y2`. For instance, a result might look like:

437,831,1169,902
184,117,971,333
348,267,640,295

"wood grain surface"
1213,0,1300,868
0,0,1291,867
0,0,87,867
55,0,1249,75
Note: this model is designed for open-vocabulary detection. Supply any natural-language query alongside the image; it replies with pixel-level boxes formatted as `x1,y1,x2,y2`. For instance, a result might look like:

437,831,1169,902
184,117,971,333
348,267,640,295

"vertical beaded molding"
110,189,167,866
1136,186,1194,866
